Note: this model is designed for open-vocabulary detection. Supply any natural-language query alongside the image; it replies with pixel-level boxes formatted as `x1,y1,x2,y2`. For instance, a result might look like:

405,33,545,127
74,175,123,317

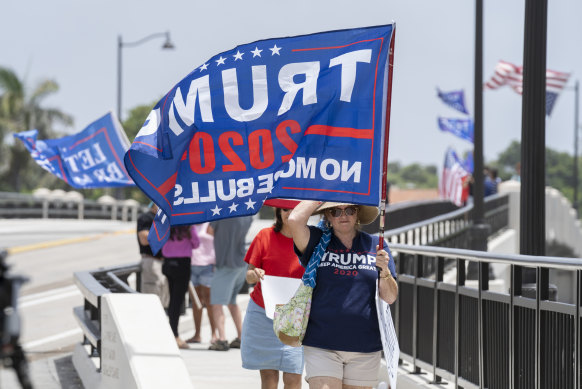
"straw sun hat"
314,202,379,225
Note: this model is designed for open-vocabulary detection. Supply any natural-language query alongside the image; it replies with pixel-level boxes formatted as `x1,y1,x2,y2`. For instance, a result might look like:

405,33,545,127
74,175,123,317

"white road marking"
19,285,81,308
19,285,78,302
22,328,82,350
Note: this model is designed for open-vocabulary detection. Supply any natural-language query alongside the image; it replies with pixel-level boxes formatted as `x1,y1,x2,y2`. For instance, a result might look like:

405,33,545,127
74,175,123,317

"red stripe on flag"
153,220,169,241
172,211,204,216
305,125,374,139
157,172,178,196
127,151,172,209
133,141,161,152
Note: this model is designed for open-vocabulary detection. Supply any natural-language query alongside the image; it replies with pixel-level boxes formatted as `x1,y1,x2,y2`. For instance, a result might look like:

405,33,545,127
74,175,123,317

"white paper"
376,287,399,389
261,275,302,319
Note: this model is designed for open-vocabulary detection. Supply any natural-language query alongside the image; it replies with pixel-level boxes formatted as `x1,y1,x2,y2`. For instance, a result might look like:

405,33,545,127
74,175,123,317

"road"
1,219,139,361
0,217,275,388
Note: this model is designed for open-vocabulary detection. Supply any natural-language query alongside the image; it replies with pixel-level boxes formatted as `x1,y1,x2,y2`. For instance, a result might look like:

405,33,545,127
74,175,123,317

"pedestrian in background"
208,216,253,351
136,202,168,308
241,204,304,388
161,225,200,350
186,222,218,345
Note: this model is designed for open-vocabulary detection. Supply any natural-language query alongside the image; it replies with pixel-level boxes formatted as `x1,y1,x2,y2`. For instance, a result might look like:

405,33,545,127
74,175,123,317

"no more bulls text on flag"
124,24,395,253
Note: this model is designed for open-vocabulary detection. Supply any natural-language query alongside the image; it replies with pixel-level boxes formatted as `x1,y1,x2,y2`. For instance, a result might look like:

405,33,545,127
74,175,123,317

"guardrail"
0,191,142,222
390,243,582,389
73,263,141,368
384,193,509,247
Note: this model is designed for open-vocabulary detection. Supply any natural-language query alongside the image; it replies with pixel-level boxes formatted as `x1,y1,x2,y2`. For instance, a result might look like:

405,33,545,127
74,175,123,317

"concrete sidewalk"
178,293,296,388
1,291,437,389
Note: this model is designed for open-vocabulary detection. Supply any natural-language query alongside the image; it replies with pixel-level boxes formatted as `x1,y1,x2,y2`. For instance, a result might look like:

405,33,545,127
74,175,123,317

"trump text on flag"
123,25,395,253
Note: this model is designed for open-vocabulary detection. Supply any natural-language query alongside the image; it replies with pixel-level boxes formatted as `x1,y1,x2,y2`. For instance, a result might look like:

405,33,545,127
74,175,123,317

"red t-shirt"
244,227,305,309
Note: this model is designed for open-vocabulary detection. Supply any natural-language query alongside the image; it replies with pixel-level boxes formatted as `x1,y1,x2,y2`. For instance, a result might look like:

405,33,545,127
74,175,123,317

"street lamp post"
117,31,175,122
573,80,580,213
115,31,174,199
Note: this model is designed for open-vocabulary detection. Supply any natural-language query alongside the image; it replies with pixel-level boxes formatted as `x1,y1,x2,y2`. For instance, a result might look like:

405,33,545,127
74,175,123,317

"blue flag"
437,117,474,143
437,88,469,115
14,112,134,189
124,25,395,254
463,150,474,174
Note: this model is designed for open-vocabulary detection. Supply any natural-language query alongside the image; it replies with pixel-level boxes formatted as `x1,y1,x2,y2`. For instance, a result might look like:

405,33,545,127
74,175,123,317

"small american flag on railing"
439,148,470,207
484,60,570,116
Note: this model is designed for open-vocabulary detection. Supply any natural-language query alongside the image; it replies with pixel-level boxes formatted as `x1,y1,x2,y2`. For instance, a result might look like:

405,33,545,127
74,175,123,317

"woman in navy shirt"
288,201,398,389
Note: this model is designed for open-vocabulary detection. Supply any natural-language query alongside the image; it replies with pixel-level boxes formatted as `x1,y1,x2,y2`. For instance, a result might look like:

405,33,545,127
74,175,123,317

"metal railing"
73,263,141,368
390,243,582,389
0,192,142,222
385,193,509,247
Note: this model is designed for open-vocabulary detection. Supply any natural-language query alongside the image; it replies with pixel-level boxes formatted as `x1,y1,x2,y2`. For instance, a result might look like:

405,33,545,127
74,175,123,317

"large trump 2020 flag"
15,112,134,189
124,25,396,253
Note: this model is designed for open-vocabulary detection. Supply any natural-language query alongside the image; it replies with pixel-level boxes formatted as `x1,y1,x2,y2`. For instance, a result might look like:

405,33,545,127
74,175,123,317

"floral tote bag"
273,225,331,347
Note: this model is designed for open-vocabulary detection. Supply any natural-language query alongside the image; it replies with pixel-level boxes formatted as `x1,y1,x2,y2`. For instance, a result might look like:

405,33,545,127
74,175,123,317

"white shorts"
303,346,381,387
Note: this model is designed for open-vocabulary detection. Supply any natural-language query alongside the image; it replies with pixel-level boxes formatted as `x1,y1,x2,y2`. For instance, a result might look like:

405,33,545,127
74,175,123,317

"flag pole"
378,26,396,251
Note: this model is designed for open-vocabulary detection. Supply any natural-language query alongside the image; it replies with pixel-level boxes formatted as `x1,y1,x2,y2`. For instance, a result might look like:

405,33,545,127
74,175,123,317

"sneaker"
208,340,229,351
229,337,241,348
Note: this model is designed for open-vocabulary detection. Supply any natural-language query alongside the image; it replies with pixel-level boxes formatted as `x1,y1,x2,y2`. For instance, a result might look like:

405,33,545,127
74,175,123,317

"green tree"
387,162,438,189
0,67,73,192
491,140,580,211
493,139,521,180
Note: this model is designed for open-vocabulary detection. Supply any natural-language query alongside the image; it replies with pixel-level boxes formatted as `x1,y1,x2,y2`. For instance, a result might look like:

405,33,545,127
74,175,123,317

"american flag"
439,148,470,207
484,60,570,116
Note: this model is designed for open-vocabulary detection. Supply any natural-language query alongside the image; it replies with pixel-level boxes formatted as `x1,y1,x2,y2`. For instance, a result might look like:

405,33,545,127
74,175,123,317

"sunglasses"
281,208,291,212
328,206,358,217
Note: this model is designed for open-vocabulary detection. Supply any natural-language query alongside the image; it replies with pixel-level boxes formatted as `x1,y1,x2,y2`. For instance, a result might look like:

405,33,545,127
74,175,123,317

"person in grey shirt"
208,215,253,351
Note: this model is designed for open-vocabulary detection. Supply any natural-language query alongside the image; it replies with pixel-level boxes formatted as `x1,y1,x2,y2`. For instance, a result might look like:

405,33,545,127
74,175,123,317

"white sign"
376,287,399,389
261,275,302,319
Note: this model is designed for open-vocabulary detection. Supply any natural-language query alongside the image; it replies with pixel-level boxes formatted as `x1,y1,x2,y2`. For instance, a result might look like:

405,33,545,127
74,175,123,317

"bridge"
0,183,581,389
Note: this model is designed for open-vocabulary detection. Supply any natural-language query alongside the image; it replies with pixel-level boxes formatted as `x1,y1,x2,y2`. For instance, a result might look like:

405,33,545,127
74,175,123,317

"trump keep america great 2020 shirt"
295,225,397,353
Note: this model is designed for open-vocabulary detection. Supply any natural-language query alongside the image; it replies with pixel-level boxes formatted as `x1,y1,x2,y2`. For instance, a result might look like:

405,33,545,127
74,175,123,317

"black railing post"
575,269,581,389
477,259,489,389
455,257,466,388
519,0,547,261
412,254,421,374
468,0,491,293
520,1,548,386
432,256,444,383
509,265,515,389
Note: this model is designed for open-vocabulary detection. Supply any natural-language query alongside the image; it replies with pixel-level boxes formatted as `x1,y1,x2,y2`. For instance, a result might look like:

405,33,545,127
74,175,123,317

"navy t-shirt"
295,226,397,353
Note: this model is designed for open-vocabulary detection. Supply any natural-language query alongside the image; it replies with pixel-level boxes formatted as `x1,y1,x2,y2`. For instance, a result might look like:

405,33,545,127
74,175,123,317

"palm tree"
0,67,73,192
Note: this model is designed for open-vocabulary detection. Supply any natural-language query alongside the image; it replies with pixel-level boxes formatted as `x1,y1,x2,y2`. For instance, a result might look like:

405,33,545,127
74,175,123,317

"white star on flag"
228,203,239,213
211,205,222,216
199,63,209,71
245,199,256,210
216,56,226,66
269,44,281,56
233,50,244,61
251,47,262,57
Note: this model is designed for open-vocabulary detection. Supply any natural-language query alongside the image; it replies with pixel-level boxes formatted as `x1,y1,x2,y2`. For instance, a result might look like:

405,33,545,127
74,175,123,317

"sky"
1,0,581,170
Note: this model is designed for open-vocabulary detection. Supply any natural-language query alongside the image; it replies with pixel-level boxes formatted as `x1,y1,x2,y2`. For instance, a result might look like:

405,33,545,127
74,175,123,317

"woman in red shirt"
241,203,305,389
